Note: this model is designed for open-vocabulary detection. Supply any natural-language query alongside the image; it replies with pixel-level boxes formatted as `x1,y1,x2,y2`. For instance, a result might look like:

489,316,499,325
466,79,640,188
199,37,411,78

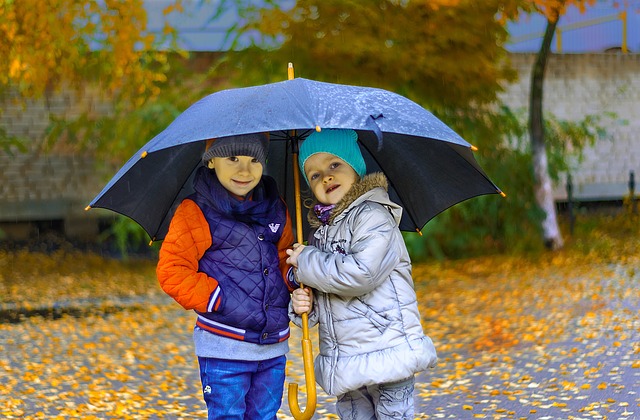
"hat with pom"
203,133,269,167
298,129,366,185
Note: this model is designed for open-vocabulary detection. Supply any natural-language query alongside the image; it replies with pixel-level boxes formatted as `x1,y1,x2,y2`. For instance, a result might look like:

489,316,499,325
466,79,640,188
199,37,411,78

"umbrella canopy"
89,77,502,240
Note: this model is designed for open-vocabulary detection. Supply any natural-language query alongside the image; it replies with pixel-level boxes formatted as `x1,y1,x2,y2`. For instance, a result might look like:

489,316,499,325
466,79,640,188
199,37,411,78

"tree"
216,0,517,114
531,12,563,249
217,0,607,256
0,0,176,106
0,0,185,251
531,1,597,250
499,0,596,250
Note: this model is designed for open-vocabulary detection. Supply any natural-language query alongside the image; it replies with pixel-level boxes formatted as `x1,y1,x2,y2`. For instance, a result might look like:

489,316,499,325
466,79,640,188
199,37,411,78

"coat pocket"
348,298,391,334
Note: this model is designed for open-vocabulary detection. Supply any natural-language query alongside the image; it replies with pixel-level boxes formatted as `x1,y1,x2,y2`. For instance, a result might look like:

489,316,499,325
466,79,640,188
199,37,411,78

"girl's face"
210,156,263,198
304,153,359,205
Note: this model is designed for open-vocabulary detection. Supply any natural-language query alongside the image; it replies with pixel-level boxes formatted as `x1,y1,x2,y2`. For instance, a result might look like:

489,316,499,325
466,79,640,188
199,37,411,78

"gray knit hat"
202,133,269,166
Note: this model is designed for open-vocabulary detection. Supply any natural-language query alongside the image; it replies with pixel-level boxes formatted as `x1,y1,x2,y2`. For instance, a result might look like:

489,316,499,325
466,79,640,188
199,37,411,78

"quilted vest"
190,168,290,345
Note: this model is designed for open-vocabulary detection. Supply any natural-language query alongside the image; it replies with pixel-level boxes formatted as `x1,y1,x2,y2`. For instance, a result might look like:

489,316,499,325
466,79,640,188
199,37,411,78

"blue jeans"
198,356,286,420
336,376,416,420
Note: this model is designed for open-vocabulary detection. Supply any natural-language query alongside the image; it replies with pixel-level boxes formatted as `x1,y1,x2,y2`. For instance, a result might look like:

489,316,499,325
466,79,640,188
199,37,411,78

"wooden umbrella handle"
287,62,317,420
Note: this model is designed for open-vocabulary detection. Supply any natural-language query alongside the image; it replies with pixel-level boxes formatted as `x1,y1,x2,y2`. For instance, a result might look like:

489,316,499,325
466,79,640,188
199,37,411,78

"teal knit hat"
299,129,366,185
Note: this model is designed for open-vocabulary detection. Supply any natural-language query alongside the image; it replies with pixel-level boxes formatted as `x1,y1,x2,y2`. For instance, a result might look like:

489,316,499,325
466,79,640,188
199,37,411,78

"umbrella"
87,65,503,419
88,76,503,242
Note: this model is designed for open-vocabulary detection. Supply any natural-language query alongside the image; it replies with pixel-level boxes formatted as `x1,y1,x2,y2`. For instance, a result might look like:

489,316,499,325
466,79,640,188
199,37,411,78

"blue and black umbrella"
88,75,502,242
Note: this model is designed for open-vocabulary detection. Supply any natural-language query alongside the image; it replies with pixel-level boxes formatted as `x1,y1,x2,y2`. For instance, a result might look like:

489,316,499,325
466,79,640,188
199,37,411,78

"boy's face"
209,156,263,198
304,152,358,205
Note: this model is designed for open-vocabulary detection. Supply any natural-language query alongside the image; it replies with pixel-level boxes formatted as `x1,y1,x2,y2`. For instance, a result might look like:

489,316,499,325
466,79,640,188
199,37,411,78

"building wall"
1,53,638,240
499,53,640,200
0,88,113,240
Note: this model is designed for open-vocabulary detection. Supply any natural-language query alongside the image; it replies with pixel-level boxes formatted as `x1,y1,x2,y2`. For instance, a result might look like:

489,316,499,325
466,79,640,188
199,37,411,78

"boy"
287,128,437,419
157,133,295,419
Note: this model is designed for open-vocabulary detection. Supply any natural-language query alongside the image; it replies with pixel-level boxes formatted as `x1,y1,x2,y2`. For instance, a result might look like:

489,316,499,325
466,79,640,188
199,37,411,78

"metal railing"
565,170,637,234
510,11,629,53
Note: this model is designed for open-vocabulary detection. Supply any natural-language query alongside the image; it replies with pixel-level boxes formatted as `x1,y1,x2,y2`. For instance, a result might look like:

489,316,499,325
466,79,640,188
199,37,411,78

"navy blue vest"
190,167,290,344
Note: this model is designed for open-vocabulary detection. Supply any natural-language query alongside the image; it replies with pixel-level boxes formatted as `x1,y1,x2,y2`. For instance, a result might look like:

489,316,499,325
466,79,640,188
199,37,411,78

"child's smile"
325,184,339,194
209,155,263,198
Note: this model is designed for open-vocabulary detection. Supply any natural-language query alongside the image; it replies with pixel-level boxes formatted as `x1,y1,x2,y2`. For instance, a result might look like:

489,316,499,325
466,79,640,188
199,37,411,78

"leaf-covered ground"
0,215,638,419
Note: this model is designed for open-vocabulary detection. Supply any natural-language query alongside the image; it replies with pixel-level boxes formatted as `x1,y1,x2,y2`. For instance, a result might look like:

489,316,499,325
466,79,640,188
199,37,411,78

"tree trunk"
529,16,564,250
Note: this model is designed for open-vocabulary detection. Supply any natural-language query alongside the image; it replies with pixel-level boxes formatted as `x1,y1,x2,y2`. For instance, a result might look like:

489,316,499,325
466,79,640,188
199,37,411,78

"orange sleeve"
156,199,219,312
277,204,295,291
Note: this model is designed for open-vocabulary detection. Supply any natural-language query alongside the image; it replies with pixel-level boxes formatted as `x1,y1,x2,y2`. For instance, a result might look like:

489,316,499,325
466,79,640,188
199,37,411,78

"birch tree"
501,0,595,249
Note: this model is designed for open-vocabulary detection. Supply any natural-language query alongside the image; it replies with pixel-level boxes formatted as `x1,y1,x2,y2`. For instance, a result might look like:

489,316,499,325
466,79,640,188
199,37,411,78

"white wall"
500,53,640,200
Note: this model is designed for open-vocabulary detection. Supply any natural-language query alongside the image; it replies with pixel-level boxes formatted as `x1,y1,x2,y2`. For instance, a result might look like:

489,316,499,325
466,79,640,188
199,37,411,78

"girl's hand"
286,243,306,267
292,287,313,315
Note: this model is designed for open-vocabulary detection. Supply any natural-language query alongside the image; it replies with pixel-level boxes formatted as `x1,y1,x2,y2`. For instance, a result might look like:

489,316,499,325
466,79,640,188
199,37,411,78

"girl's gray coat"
290,173,437,396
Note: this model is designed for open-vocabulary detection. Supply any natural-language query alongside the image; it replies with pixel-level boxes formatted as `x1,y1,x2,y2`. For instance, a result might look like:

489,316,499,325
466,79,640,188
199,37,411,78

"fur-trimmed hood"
307,172,402,228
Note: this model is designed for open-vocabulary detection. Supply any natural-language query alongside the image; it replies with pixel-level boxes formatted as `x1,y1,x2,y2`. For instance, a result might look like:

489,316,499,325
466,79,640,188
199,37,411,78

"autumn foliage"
217,0,520,113
0,0,170,104
1,213,638,418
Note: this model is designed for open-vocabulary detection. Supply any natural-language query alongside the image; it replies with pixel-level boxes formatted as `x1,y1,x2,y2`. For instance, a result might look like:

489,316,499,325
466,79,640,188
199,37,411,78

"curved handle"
288,313,317,420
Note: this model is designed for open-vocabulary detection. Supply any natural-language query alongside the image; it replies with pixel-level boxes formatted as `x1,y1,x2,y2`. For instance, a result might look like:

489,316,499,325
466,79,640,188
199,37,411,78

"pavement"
1,262,638,419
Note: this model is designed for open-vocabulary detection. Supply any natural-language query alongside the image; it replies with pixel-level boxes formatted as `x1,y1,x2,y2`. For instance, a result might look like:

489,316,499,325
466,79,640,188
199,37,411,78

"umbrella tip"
499,191,507,198
149,239,154,246
85,205,91,211
415,228,423,236
316,126,321,132
141,151,148,158
470,145,478,151
288,63,294,80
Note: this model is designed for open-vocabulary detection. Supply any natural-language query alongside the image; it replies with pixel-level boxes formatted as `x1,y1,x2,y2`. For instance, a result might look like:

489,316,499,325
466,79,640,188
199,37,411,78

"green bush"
404,106,606,262
98,216,159,260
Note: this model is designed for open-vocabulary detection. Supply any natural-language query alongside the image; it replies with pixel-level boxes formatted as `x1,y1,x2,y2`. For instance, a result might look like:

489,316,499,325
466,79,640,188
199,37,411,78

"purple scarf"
314,203,336,225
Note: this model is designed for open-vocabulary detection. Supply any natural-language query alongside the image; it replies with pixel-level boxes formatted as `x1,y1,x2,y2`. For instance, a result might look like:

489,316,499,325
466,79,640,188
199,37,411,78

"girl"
287,128,437,419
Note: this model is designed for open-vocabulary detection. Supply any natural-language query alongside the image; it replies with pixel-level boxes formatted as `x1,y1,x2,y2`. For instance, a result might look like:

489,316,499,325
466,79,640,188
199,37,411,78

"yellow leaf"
597,382,607,390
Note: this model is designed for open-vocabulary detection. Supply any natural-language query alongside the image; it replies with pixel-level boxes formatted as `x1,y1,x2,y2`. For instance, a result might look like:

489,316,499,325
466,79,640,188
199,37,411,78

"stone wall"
499,53,640,200
0,88,113,240
1,53,638,240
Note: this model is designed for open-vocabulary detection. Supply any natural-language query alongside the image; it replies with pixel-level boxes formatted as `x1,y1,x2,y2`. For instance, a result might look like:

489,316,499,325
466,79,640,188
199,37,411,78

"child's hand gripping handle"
288,111,317,419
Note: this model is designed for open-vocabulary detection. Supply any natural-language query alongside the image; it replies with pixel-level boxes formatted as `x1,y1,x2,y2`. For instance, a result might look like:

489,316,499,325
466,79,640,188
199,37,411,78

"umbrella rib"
358,137,422,232
152,159,203,241
95,207,158,240
446,143,502,193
